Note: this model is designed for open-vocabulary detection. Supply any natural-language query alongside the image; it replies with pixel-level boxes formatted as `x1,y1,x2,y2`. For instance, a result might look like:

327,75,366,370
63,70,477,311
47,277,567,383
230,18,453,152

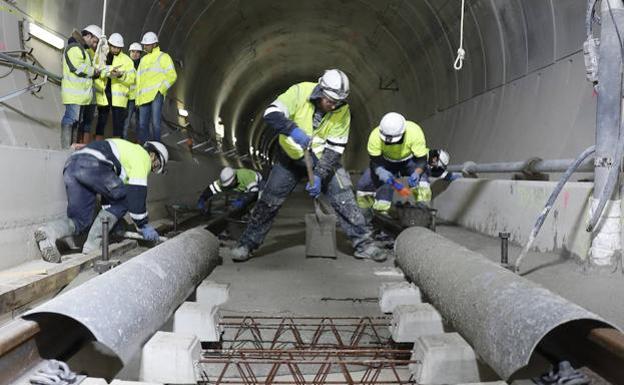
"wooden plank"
0,240,137,314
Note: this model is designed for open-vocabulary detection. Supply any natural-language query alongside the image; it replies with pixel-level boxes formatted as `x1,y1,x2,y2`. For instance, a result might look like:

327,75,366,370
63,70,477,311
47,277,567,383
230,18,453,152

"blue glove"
305,175,322,198
141,224,159,241
197,198,207,212
375,167,393,182
407,171,421,188
231,198,245,209
290,127,311,148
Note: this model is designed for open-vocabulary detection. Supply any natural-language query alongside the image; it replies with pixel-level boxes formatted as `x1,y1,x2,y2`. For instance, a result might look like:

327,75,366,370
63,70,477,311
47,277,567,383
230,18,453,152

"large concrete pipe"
24,226,221,365
395,227,618,380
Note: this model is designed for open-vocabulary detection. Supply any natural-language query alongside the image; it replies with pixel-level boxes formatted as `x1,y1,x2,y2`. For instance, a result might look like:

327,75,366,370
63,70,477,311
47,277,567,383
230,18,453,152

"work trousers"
97,105,127,138
78,104,97,134
356,158,421,203
238,153,372,251
138,92,163,144
123,99,138,139
63,154,128,233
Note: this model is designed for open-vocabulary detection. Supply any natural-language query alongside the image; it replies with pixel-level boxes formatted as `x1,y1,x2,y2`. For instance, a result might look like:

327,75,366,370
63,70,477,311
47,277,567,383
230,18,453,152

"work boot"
82,209,118,254
230,244,251,262
34,218,76,263
61,124,73,149
354,242,387,262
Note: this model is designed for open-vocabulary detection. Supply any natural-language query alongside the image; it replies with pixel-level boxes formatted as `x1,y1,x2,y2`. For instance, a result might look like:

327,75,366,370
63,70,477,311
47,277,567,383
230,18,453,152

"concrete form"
409,333,481,385
173,301,221,342
390,304,444,342
139,331,200,384
196,280,230,308
379,282,421,313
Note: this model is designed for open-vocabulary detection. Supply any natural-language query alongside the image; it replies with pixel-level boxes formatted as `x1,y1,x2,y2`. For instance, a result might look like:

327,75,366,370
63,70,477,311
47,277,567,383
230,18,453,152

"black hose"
514,145,596,273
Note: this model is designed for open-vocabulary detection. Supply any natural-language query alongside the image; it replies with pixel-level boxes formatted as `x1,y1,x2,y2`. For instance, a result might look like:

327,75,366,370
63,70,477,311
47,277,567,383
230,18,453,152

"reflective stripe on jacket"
94,52,136,107
136,47,177,105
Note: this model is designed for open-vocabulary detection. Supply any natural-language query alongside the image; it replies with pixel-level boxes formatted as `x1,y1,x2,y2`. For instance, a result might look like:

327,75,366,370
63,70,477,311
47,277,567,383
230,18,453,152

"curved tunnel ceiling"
30,0,591,169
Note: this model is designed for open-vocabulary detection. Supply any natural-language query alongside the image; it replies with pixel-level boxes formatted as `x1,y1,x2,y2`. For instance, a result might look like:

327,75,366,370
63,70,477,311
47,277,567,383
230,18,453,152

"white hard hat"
220,167,236,187
144,141,169,174
129,42,143,52
108,33,124,48
82,25,102,38
141,31,158,45
318,69,349,101
379,112,406,144
438,150,450,168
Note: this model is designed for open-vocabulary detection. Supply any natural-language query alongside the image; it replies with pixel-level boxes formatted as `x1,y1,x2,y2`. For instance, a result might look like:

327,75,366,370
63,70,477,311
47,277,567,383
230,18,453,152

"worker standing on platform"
136,32,177,143
94,33,136,139
34,140,168,263
197,167,264,212
123,42,143,140
230,69,386,263
60,25,101,148
355,112,429,216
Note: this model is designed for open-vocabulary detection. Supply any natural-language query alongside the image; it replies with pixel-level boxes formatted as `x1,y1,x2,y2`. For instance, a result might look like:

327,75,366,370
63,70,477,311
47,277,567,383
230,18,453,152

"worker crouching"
198,167,264,212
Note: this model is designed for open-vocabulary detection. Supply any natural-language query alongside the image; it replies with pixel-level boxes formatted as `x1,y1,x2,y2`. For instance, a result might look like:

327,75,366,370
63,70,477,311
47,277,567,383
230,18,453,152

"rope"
453,0,467,71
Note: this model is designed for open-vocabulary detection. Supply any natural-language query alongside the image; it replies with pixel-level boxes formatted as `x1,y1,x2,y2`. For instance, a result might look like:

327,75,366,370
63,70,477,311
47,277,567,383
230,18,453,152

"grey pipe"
447,158,594,174
0,52,62,83
23,226,221,364
395,227,617,380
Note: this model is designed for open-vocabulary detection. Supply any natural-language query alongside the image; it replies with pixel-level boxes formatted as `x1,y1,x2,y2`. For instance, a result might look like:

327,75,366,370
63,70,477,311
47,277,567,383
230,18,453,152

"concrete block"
379,282,421,313
139,331,200,384
110,380,163,385
390,304,444,342
409,333,480,385
196,280,230,308
80,379,108,385
173,301,221,342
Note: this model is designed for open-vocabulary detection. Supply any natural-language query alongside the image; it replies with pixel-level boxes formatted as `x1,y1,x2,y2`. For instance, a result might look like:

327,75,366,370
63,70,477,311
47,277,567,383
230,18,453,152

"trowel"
303,149,337,258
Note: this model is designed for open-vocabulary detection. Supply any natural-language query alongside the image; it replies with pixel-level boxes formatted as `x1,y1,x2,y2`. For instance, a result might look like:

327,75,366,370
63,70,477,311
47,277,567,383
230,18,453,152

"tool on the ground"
388,178,411,197
303,148,337,258
122,231,168,243
94,216,121,274
499,232,510,268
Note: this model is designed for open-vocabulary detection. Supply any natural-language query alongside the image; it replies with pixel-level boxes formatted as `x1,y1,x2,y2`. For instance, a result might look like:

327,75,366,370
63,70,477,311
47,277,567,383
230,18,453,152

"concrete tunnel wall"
0,0,598,266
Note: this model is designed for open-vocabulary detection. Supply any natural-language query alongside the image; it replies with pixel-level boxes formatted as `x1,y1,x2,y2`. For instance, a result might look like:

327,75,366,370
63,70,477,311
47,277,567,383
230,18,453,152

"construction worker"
136,32,177,143
426,149,460,182
34,140,169,263
230,69,386,263
355,112,428,216
60,25,101,148
76,42,97,145
197,167,263,212
94,33,136,139
123,42,143,139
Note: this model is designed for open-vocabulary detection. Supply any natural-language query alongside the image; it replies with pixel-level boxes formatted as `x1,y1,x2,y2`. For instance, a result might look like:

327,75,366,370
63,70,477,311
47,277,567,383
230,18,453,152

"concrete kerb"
379,282,422,313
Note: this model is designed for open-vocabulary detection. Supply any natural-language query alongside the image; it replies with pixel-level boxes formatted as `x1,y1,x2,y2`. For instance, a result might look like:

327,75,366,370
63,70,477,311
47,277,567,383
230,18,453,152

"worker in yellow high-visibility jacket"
135,32,177,144
60,25,101,148
123,42,143,139
93,33,136,139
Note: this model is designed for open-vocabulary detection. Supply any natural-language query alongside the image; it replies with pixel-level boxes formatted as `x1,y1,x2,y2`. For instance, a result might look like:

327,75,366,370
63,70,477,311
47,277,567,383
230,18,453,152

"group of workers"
36,24,458,265
60,24,176,148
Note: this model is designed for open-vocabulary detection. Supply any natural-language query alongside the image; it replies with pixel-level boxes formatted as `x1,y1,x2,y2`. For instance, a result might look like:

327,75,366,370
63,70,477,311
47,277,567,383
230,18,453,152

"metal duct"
394,227,618,380
24,226,221,365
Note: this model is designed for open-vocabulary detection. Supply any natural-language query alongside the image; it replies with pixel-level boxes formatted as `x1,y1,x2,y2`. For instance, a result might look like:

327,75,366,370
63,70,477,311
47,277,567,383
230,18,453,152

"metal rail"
0,75,48,103
447,157,594,174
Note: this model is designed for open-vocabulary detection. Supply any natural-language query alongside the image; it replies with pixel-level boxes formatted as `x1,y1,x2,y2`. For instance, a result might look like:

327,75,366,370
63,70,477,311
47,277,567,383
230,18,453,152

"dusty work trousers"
356,158,422,203
97,105,127,138
238,155,372,251
63,154,128,233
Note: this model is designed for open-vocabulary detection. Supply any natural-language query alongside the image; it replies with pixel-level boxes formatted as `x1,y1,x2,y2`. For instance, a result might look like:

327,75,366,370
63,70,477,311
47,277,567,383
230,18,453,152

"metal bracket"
514,157,549,181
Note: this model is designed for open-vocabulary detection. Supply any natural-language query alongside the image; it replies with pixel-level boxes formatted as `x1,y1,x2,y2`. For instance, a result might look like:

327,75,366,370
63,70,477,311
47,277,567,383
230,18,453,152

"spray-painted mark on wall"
562,190,570,209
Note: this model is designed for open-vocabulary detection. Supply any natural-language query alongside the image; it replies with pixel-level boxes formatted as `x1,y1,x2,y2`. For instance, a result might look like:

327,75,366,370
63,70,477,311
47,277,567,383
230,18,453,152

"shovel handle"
303,149,315,185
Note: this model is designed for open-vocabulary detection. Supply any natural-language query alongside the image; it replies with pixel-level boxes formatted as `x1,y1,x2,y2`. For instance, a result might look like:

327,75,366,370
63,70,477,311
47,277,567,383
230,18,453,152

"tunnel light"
215,117,225,138
28,22,65,50
178,108,189,117
232,135,237,145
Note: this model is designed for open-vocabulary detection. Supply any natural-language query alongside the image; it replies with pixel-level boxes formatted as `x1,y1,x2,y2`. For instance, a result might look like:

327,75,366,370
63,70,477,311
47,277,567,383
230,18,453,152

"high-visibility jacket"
61,38,95,105
269,82,350,160
127,58,140,101
94,52,136,107
72,138,152,227
367,121,428,163
136,47,177,106
200,168,262,201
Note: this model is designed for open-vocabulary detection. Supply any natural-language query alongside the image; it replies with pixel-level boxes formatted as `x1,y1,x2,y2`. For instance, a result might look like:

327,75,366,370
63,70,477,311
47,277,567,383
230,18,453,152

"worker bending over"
60,25,101,148
356,112,429,216
34,139,169,263
425,149,460,182
230,69,386,262
94,33,136,139
197,167,263,211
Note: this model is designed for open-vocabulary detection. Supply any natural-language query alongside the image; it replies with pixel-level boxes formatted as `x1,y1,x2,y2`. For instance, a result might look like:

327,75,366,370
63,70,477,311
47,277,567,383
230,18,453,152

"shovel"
303,149,337,258
122,231,168,243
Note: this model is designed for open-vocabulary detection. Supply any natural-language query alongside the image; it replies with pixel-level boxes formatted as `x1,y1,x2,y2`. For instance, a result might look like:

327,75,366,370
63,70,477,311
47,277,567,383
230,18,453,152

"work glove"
305,175,322,198
140,224,159,241
374,167,393,183
289,126,311,148
407,171,421,188
231,198,245,209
